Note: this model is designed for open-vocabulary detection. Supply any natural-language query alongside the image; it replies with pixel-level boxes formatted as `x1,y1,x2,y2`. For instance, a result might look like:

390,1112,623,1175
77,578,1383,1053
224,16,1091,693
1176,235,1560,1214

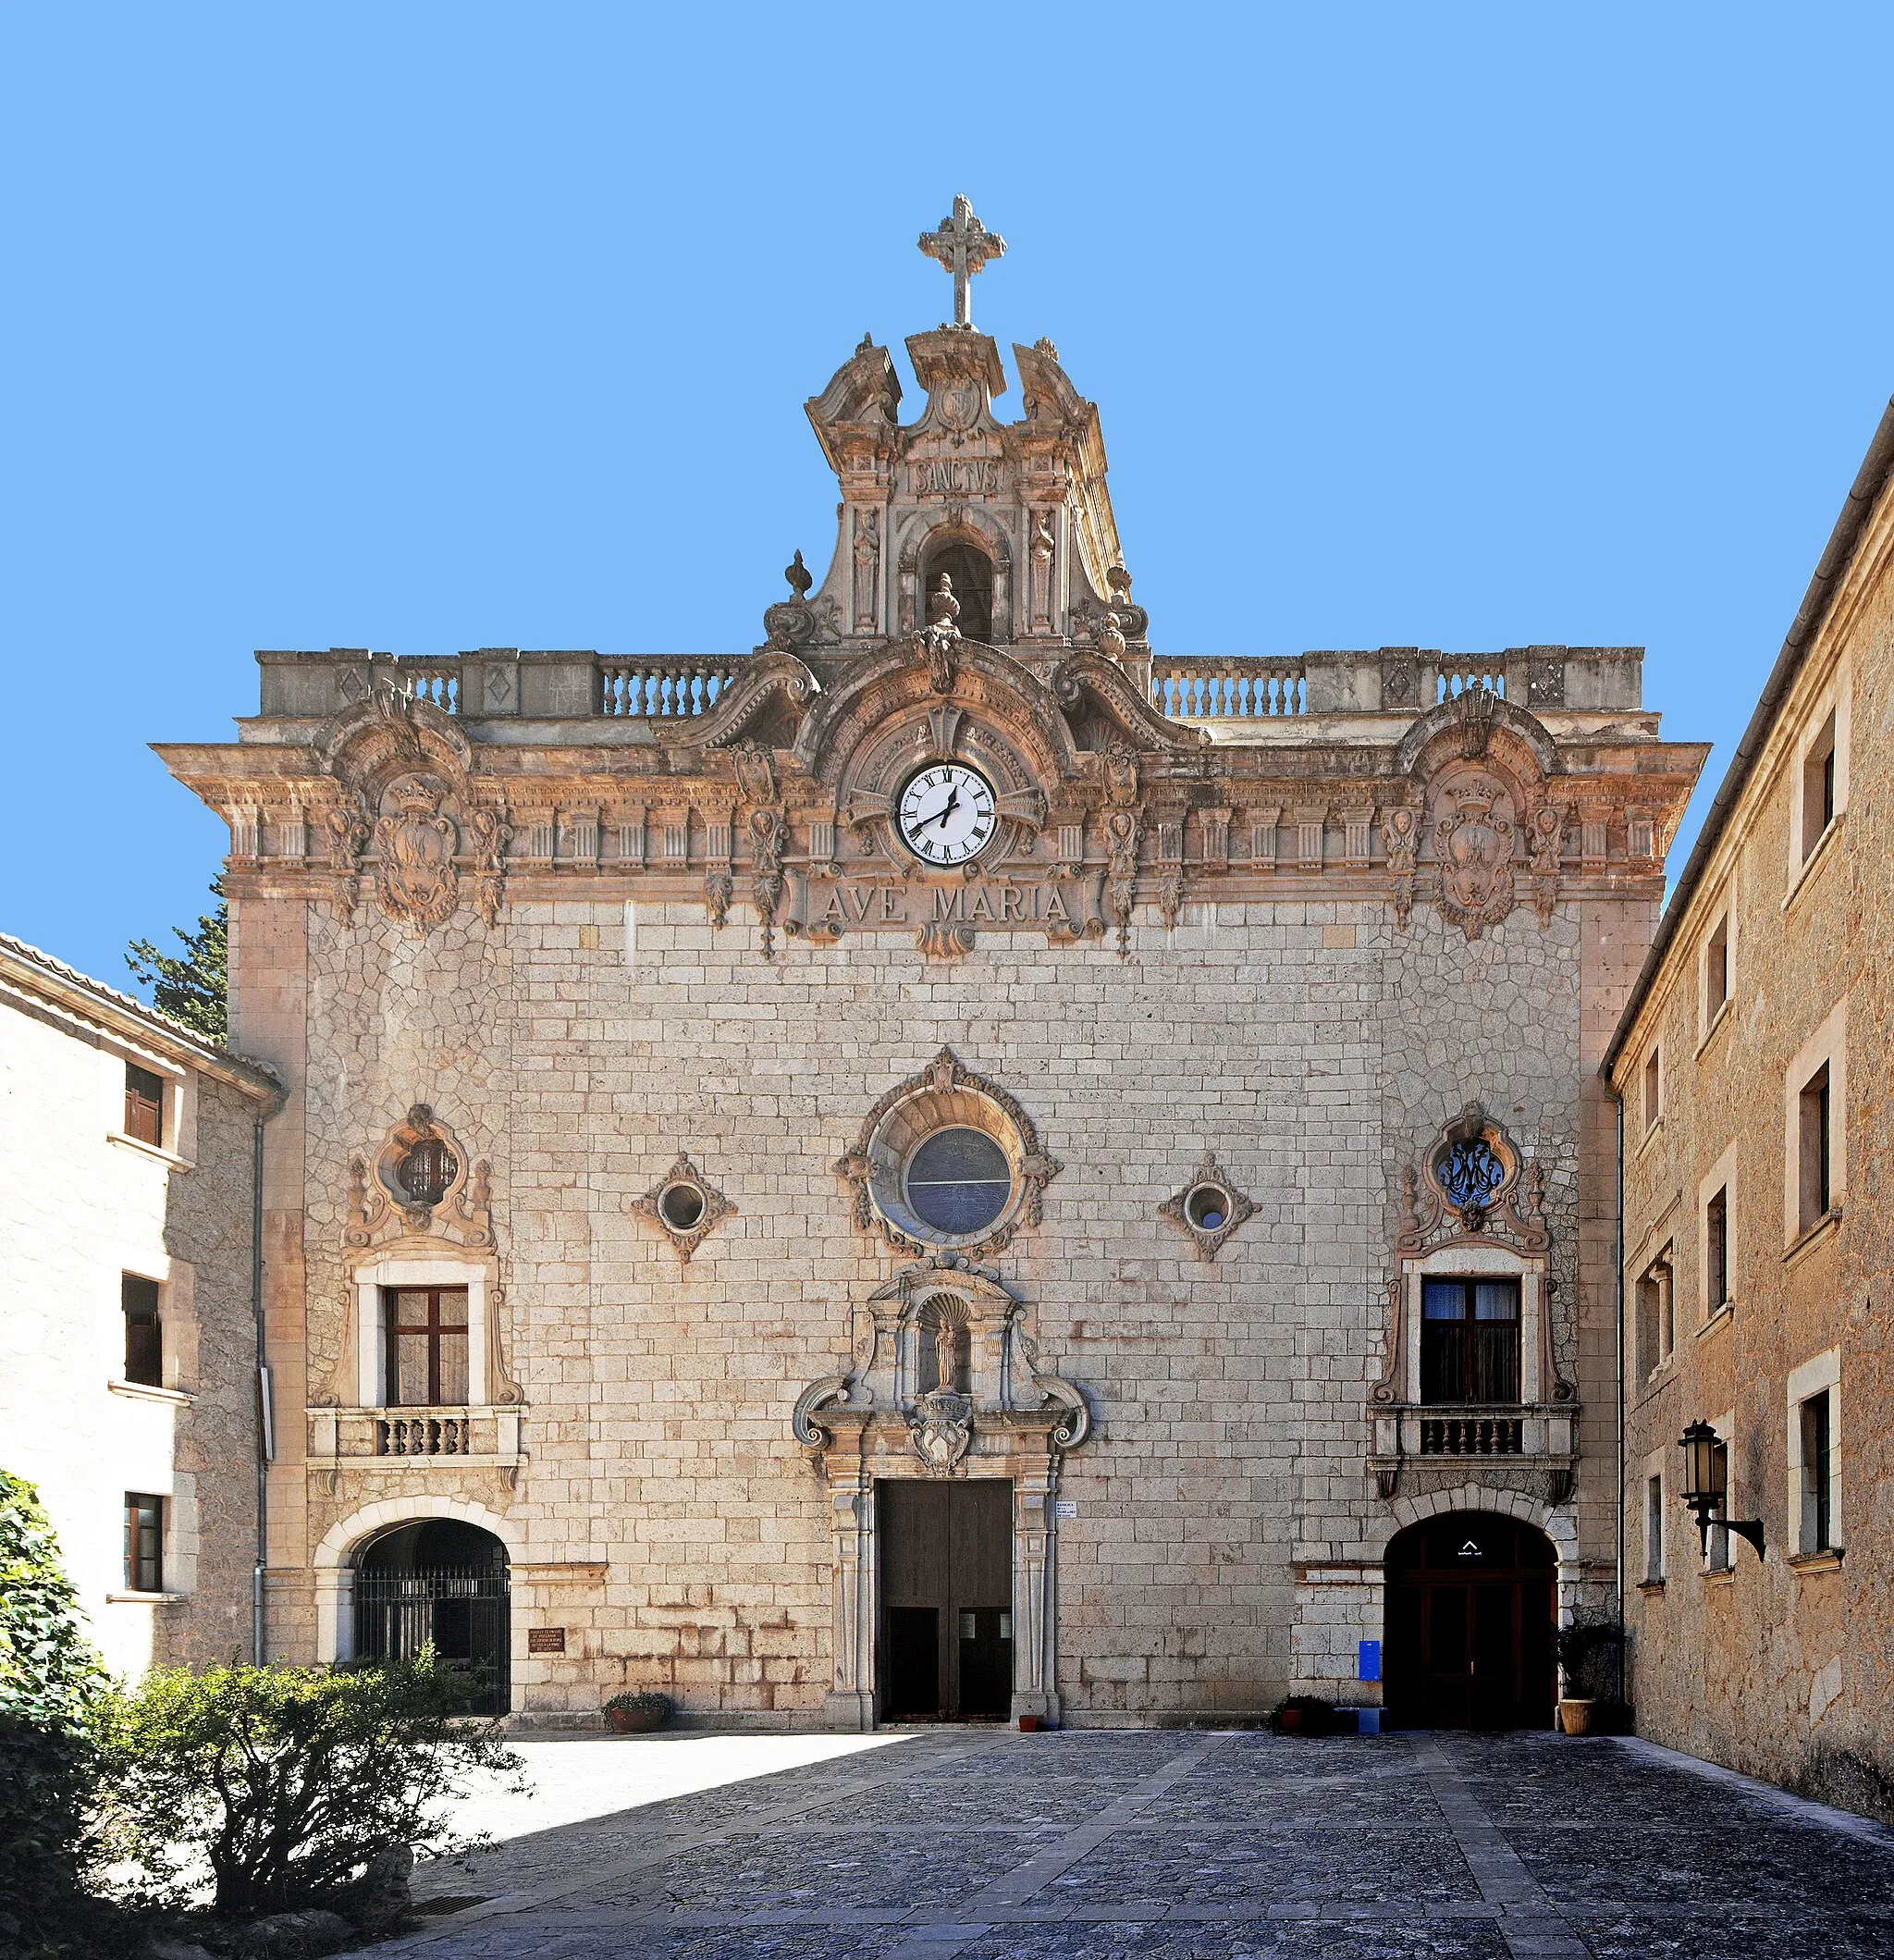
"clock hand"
932,788,962,830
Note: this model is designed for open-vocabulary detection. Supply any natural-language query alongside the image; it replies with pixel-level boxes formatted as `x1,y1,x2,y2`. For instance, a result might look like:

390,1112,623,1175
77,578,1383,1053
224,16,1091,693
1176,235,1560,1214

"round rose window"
904,1128,1014,1236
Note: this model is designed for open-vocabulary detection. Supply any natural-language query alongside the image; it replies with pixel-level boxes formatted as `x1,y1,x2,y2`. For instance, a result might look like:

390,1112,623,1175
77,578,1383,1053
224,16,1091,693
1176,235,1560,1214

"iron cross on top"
918,195,1005,330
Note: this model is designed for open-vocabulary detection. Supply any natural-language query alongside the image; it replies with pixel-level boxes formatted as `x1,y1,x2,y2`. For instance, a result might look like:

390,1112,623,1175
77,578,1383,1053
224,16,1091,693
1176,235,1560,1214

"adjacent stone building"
0,932,278,1677
158,206,1705,1729
1606,398,1894,1809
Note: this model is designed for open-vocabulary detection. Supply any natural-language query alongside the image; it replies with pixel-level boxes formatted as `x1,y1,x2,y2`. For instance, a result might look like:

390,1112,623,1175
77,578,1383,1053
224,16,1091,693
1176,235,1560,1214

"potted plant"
1555,1619,1624,1736
1267,1695,1339,1736
603,1690,676,1735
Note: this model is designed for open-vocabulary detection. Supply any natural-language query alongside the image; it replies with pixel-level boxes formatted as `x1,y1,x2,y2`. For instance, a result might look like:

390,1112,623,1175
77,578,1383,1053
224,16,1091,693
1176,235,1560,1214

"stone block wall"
247,881,1630,1722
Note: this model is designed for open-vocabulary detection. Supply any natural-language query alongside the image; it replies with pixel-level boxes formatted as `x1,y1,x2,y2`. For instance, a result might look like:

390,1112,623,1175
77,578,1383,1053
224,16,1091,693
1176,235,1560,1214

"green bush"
93,1654,522,1919
0,1470,108,1959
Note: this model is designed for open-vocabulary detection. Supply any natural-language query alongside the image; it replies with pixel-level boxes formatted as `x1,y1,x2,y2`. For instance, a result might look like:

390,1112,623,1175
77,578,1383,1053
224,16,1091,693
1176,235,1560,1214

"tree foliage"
0,1471,107,1958
93,1656,521,1918
126,879,227,1045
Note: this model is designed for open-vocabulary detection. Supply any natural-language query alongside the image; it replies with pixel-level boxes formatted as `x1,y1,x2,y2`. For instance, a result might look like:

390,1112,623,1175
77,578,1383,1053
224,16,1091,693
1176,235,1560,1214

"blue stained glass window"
906,1128,1012,1234
1437,1138,1505,1208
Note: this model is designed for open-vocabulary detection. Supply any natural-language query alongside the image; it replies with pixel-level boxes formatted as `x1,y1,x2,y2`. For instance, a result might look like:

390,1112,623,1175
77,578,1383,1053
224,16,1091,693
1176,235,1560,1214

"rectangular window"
1705,915,1728,1020
1705,1188,1729,1313
383,1287,469,1407
1642,1047,1661,1131
1645,1474,1665,1584
1802,708,1838,860
124,1493,164,1593
1634,1253,1673,1379
1420,1276,1521,1404
124,1063,166,1146
1799,1391,1832,1553
122,1276,162,1387
1798,1061,1832,1231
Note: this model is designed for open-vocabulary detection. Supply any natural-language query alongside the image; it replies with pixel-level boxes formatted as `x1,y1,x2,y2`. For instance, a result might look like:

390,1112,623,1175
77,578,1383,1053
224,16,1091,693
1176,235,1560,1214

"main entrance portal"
1384,1512,1555,1730
879,1480,1013,1721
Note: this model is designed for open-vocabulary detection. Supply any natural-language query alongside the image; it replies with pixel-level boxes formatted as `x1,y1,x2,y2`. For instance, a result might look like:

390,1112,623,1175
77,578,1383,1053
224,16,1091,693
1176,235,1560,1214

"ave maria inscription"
781,869,1108,955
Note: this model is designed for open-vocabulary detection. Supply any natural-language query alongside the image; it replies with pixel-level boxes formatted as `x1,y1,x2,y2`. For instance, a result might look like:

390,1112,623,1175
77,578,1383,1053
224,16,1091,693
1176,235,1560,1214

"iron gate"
353,1564,510,1715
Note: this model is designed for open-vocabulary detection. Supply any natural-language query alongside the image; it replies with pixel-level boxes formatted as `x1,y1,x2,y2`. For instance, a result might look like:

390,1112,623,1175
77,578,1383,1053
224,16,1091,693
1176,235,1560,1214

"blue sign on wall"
1358,1639,1382,1683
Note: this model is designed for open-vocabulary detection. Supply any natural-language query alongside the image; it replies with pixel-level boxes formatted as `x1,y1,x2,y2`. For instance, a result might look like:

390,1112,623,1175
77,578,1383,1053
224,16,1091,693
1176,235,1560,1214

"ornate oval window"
398,1137,458,1209
1184,1181,1231,1232
837,1048,1060,1258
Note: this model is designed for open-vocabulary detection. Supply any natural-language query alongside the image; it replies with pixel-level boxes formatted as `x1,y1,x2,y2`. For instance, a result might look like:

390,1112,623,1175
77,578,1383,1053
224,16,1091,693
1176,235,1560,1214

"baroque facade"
1606,398,1894,1810
0,932,278,1677
160,206,1705,1729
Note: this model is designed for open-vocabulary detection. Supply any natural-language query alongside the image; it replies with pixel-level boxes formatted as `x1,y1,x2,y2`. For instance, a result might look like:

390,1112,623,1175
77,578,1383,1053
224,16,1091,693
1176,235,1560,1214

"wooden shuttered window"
124,1063,166,1145
122,1275,162,1387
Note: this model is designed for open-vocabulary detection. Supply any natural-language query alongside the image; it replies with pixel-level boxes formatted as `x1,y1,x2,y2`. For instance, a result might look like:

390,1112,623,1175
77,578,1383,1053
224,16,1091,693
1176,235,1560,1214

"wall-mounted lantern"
1678,1420,1765,1561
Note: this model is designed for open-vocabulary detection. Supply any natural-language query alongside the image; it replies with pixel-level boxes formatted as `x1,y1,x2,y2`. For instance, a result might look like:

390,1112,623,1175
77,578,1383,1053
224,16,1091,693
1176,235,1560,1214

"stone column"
1011,1450,1060,1724
823,1434,877,1731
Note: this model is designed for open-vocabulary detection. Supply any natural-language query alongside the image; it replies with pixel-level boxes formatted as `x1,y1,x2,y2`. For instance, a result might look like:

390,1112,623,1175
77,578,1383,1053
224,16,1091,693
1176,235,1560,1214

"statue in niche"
1028,512,1055,632
852,511,879,631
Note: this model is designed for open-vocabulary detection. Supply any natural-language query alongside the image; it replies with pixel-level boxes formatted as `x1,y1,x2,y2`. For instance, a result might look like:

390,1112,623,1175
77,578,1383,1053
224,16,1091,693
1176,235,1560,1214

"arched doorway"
1384,1511,1555,1730
354,1518,510,1715
925,540,994,643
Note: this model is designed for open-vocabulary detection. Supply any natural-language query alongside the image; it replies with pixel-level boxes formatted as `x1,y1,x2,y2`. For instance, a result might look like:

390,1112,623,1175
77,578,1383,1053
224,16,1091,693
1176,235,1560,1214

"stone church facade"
161,209,1705,1729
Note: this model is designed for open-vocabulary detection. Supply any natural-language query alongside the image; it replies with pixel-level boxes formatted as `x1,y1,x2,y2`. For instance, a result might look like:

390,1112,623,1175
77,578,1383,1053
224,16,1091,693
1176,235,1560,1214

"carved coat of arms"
373,777,461,933
909,1389,973,1474
1433,779,1516,941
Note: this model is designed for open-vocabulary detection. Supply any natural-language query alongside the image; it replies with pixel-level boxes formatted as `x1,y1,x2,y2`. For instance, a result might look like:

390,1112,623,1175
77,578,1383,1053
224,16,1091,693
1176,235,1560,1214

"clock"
897,762,997,867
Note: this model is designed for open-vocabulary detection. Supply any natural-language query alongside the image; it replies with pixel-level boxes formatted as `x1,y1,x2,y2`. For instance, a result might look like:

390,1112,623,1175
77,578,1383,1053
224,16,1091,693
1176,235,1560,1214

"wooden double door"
879,1480,1014,1721
1384,1512,1555,1730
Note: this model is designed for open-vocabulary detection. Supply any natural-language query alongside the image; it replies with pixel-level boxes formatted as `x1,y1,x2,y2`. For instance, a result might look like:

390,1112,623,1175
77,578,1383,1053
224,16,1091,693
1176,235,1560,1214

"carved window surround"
346,1254,510,1413
1370,1105,1575,1505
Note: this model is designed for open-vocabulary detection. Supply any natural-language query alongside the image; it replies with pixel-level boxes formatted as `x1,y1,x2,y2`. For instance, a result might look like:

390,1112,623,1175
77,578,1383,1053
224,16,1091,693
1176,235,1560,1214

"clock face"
898,763,997,867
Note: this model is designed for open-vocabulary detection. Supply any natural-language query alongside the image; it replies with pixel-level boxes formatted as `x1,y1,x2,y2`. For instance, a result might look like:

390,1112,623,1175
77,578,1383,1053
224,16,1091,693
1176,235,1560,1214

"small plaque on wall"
528,1627,567,1655
1054,1500,1078,1519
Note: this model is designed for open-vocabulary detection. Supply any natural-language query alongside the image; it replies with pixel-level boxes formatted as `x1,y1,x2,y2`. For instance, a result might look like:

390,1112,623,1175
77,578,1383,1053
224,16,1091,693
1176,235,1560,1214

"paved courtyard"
360,1728,1894,1959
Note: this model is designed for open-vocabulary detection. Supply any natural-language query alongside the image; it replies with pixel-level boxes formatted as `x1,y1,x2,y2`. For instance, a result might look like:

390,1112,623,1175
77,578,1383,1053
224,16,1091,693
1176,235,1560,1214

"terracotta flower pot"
606,1706,667,1734
1557,1697,1594,1736
1017,1715,1039,1733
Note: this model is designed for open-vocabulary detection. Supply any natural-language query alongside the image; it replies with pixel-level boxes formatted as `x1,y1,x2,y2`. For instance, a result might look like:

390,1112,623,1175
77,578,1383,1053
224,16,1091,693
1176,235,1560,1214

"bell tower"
784,198,1149,680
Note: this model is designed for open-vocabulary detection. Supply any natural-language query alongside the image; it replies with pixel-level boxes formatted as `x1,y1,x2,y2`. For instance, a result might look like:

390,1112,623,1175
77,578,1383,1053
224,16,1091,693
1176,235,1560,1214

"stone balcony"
1367,1400,1578,1507
307,1405,525,1478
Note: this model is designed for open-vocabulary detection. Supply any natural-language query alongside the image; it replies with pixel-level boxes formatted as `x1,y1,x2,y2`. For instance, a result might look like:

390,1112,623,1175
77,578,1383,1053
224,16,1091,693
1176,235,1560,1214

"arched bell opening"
353,1518,510,1715
1383,1510,1555,1730
924,539,994,643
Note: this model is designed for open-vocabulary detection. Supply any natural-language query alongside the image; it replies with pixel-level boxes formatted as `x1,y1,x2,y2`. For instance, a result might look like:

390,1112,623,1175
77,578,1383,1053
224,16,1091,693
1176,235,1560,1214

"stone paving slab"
354,1729,1894,1959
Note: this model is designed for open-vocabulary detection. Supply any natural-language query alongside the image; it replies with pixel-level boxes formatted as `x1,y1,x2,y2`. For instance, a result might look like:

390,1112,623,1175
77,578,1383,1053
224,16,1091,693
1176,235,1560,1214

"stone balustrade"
1150,658,1306,719
254,643,1645,722
306,1404,523,1470
597,657,740,718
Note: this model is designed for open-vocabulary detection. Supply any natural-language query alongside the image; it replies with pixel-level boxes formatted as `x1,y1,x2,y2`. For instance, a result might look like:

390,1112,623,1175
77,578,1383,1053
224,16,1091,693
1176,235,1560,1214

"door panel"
879,1480,1013,1720
1383,1512,1556,1730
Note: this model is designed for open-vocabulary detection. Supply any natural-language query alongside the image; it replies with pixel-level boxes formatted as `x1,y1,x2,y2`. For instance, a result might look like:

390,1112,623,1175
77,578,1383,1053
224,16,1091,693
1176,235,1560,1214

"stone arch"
792,644,1081,795
312,1495,523,1666
1380,1503,1564,1730
896,507,1014,640
1379,1482,1577,1566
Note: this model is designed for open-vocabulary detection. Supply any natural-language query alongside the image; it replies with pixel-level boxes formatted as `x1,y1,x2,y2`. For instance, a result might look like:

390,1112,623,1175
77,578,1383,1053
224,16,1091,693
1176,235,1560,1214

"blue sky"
4,5,1891,990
